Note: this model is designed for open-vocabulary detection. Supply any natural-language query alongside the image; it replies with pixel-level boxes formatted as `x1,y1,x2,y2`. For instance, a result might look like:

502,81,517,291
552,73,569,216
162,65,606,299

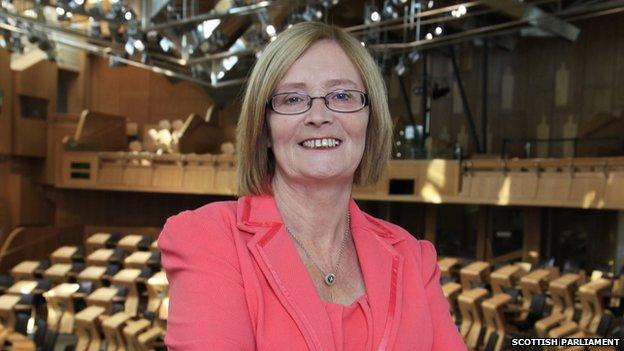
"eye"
281,94,305,105
331,91,353,101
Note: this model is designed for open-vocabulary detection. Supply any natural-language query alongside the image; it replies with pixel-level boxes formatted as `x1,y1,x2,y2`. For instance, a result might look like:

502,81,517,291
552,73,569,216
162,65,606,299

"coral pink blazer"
159,195,467,350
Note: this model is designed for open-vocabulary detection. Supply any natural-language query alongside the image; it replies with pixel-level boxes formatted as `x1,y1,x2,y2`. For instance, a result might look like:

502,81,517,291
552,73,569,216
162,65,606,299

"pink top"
324,294,371,351
158,195,467,350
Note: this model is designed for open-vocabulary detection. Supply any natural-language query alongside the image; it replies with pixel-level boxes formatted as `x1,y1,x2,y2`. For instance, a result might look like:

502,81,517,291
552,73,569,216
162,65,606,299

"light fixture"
66,12,73,18
265,24,276,37
56,7,65,16
451,4,467,18
425,32,433,40
199,19,220,39
370,11,381,22
427,1,434,8
133,39,145,51
408,49,420,63
434,26,443,35
159,36,174,52
394,56,407,76
302,5,323,21
382,1,398,19
124,11,132,20
124,38,135,55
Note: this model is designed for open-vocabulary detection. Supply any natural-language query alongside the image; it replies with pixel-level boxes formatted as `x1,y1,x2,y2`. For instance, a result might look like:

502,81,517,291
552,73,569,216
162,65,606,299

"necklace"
285,212,350,286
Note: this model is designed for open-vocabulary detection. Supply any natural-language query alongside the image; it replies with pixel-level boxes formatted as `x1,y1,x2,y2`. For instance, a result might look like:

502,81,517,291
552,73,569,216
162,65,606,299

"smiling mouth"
298,138,342,149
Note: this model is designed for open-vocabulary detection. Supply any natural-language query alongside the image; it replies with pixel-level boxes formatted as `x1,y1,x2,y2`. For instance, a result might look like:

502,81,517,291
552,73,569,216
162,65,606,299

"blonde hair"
236,21,393,195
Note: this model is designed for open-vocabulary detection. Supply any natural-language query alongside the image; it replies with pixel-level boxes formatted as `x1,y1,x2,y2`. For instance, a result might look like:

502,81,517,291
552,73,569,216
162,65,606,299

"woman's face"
267,40,369,184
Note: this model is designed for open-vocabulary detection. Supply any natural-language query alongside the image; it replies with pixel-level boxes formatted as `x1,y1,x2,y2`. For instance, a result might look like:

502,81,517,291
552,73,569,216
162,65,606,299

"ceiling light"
425,32,433,40
159,37,173,52
265,24,276,37
56,7,65,16
74,0,84,5
370,11,381,22
200,19,220,39
434,26,443,35
408,49,420,63
124,11,132,20
66,12,73,18
124,39,135,55
427,1,434,8
133,39,145,51
394,57,407,77
217,71,225,79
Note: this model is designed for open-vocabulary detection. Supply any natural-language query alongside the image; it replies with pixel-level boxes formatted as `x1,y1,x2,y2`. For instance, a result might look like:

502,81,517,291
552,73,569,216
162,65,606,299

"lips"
298,137,342,149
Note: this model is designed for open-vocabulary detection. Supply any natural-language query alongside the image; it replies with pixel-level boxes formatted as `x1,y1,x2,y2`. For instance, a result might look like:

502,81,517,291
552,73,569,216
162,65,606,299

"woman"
159,22,467,351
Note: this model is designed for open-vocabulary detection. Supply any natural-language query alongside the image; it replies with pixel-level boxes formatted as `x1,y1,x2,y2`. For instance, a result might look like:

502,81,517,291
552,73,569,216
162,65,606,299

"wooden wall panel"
386,13,624,158
87,56,213,135
0,49,11,155
11,60,57,157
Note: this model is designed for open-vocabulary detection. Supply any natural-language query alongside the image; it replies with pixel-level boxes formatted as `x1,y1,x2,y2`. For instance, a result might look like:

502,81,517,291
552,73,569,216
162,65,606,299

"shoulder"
360,212,438,263
164,200,237,231
158,200,239,255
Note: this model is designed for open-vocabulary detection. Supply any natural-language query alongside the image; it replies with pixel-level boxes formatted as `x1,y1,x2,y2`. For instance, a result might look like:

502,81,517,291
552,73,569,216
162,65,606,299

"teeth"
301,138,341,149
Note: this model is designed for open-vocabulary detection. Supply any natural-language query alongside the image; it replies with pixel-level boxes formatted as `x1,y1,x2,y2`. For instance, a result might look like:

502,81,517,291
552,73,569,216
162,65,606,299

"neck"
272,171,352,251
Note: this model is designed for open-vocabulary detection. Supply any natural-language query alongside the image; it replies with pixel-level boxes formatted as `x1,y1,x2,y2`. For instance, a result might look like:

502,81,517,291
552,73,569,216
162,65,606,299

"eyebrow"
275,79,360,92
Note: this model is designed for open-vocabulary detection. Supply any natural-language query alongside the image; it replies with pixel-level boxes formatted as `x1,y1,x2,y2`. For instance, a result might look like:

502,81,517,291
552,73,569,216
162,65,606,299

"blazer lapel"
237,195,407,351
238,196,335,351
349,199,405,351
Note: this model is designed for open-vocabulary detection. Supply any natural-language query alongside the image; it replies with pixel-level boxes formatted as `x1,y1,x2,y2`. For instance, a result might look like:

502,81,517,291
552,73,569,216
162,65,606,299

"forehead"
275,39,365,92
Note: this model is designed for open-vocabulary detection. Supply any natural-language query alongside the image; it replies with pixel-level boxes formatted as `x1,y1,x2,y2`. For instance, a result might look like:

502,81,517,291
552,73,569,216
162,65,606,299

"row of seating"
0,233,167,351
439,257,624,351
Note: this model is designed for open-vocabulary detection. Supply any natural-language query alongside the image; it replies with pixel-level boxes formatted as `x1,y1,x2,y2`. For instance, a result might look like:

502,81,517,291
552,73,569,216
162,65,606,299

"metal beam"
482,0,580,41
450,47,482,153
144,0,298,31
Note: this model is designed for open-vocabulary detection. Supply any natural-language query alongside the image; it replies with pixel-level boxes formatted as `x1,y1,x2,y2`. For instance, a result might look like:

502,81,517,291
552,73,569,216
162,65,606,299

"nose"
303,97,333,126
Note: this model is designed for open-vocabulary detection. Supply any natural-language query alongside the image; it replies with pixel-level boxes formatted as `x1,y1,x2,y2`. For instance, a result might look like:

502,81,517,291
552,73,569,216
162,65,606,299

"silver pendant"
324,273,336,286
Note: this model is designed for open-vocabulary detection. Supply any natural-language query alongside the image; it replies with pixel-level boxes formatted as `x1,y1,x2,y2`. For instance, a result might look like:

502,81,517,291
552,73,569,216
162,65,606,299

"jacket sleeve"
158,210,255,350
420,240,468,351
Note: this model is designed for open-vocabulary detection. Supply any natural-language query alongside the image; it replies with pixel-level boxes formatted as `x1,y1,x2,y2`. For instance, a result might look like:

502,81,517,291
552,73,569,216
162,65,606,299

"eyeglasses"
267,89,369,115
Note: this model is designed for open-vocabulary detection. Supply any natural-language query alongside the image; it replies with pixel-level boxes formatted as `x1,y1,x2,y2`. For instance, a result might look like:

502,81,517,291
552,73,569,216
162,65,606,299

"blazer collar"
238,195,405,351
236,194,405,245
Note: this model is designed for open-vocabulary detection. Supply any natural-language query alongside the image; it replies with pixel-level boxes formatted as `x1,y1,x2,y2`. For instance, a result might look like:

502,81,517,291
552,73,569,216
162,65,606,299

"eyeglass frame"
266,89,370,115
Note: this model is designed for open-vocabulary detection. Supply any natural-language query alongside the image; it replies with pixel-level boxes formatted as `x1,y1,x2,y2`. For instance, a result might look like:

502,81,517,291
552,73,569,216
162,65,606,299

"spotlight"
199,19,220,39
159,36,174,52
425,32,433,40
394,56,407,76
133,39,145,51
124,11,132,20
382,1,398,19
56,7,65,16
427,1,434,8
370,11,381,22
265,24,276,37
408,49,420,63
451,5,467,18
434,26,443,35
124,38,135,55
